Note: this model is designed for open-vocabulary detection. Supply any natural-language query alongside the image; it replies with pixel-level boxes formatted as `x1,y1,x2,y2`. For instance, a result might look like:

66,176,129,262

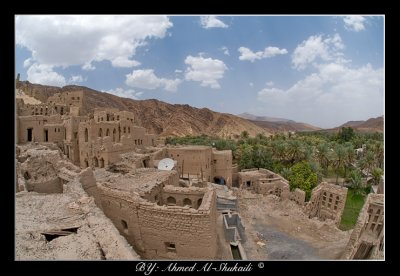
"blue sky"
15,15,384,128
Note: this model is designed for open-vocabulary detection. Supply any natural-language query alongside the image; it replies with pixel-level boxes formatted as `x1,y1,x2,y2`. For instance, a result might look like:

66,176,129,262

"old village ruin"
15,81,384,260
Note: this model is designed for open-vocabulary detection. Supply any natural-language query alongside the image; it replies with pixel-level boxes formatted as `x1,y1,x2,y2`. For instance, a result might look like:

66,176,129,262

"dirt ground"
236,190,351,260
15,179,140,260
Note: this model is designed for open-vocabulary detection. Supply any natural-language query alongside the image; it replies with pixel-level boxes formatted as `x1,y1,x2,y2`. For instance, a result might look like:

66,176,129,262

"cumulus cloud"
200,16,228,29
220,46,230,56
125,69,182,92
104,87,143,100
238,46,288,62
16,15,173,87
68,75,85,84
16,15,172,69
292,33,346,70
266,81,274,87
343,16,366,32
257,62,383,128
27,63,66,86
184,55,227,89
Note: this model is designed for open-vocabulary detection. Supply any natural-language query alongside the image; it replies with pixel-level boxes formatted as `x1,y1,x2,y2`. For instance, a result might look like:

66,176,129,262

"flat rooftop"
95,168,176,194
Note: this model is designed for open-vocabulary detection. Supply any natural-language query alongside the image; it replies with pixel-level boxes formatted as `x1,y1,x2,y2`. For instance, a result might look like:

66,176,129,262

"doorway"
44,129,48,142
27,128,33,142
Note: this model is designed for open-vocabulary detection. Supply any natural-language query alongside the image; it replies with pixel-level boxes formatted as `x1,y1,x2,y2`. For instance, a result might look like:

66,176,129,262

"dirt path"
237,190,351,260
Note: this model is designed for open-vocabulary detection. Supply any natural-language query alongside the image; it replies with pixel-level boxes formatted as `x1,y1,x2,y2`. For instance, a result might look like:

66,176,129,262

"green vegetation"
166,128,383,205
287,161,318,201
340,188,367,230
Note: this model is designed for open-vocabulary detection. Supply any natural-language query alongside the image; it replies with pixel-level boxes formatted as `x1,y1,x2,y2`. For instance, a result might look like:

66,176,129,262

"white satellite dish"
158,158,175,171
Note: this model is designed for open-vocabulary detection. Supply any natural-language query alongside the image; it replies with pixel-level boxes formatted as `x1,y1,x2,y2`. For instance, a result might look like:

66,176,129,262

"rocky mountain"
338,116,384,133
16,81,271,138
238,112,321,133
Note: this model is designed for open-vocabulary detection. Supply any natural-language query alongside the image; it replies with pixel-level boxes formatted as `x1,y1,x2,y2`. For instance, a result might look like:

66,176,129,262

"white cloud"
200,16,228,29
266,81,274,87
343,16,366,32
68,75,85,84
292,33,346,70
220,46,230,56
23,58,32,68
249,82,254,87
111,57,141,68
104,87,143,100
125,69,182,92
257,62,383,128
184,55,227,89
175,69,183,73
27,63,66,87
16,15,172,69
238,46,288,62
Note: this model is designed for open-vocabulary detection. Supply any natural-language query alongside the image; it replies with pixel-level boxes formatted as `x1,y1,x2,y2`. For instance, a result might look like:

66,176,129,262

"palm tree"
371,167,383,187
350,169,363,196
316,142,330,175
333,144,346,185
343,143,355,179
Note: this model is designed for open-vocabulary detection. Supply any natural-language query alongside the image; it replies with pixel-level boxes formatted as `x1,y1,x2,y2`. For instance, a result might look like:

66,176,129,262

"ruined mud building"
342,193,384,259
238,168,306,206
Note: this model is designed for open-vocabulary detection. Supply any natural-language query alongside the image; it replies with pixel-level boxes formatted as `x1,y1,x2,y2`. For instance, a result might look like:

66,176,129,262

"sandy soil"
236,190,351,260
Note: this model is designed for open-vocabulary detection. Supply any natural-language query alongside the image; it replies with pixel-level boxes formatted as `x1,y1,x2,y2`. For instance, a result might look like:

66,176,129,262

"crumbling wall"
305,182,347,226
342,193,384,259
167,146,213,182
98,183,218,259
17,144,81,194
223,213,246,242
256,178,290,198
137,188,217,259
289,188,306,206
79,168,101,207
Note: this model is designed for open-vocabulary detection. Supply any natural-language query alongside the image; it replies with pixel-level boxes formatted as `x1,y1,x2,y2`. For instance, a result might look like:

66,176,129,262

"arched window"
197,198,203,208
167,197,176,206
106,129,110,137
113,129,116,142
98,128,102,137
183,198,192,207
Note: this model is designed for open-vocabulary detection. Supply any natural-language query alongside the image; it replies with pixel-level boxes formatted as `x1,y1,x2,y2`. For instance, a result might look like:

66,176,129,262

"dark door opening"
246,181,251,188
143,159,149,168
214,177,225,185
44,129,48,142
230,244,242,260
27,128,33,142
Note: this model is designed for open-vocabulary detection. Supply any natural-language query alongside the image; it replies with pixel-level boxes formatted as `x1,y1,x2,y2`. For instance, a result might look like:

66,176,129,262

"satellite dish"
158,158,175,171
